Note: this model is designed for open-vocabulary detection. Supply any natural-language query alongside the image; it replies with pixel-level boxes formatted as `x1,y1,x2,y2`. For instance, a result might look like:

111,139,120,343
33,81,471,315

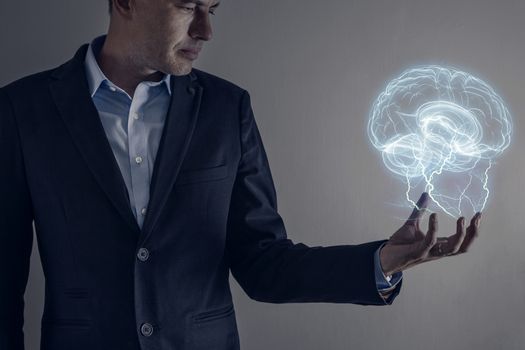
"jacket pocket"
42,318,92,329
190,304,239,349
63,287,90,299
192,304,234,323
176,164,228,186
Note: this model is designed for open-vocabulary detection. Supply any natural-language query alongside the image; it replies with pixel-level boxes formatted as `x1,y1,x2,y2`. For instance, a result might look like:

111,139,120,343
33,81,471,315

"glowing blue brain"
368,66,512,217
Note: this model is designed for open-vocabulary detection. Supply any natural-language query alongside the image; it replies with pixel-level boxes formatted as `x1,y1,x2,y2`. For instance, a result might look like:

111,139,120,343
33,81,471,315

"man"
0,0,481,349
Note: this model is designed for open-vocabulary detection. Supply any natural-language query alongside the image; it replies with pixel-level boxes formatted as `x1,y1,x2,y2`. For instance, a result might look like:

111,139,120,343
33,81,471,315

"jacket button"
140,322,153,337
137,248,149,262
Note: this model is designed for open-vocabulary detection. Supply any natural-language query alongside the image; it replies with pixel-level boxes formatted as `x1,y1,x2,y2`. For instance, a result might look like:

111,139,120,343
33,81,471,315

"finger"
406,192,429,225
422,212,438,254
470,212,480,227
458,212,481,253
449,217,466,254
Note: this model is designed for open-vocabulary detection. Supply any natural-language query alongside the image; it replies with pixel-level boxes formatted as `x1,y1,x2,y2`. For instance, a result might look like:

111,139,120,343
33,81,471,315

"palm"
379,192,481,275
389,222,425,245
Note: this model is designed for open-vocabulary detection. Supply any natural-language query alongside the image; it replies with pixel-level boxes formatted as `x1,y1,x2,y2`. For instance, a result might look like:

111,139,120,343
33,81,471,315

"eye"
178,6,195,13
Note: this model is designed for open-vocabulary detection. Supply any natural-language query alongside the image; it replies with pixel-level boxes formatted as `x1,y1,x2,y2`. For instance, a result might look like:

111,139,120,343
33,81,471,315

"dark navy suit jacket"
0,44,401,350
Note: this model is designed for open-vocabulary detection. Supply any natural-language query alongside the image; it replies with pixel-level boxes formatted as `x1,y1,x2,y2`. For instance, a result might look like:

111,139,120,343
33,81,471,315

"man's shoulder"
1,43,87,98
190,68,247,97
1,65,59,97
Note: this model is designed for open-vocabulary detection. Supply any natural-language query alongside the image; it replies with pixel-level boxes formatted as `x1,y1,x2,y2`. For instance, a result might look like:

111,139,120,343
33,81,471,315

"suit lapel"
140,73,203,242
49,45,141,234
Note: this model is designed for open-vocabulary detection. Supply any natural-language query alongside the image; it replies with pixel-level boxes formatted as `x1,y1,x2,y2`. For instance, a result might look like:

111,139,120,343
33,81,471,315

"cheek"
168,21,190,41
157,10,190,32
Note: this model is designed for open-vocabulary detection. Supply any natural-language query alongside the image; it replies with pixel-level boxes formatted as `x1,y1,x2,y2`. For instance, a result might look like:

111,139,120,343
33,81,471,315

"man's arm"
225,90,401,305
0,88,34,350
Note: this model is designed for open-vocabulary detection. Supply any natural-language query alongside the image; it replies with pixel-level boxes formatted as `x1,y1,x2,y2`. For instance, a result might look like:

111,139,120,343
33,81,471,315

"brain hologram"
368,66,512,217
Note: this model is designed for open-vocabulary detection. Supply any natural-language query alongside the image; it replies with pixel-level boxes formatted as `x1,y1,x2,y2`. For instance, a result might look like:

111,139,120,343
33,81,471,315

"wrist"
379,243,397,276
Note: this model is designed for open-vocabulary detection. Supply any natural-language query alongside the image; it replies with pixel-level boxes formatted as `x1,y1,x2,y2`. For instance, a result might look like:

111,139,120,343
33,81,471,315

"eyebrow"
179,0,221,7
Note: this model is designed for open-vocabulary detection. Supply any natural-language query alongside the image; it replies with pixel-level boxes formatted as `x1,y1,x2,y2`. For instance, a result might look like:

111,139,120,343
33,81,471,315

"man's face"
128,0,220,76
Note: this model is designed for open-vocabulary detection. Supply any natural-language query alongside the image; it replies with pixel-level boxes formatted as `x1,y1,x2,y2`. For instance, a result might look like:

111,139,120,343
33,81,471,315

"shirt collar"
84,34,172,98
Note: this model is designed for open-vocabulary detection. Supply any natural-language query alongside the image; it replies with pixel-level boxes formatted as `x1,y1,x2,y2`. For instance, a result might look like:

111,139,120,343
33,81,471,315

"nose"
189,10,213,41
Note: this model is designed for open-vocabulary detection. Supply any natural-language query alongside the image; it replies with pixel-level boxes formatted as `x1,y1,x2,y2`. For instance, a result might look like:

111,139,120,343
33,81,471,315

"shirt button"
132,112,140,120
137,248,149,262
141,207,147,216
140,323,153,337
135,156,143,164
109,86,116,92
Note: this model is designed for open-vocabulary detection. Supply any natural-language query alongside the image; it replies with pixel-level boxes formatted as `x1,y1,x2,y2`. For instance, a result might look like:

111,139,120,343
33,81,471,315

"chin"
168,63,192,76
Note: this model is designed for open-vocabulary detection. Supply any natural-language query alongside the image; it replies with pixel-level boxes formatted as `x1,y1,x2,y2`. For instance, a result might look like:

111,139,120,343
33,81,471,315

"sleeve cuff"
374,242,403,291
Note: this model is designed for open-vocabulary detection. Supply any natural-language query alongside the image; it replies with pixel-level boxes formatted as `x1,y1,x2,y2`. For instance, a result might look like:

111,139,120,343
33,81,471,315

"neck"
96,29,164,97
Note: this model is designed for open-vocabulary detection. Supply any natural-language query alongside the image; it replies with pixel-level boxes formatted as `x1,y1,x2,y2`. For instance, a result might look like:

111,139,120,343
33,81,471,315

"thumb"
405,192,430,226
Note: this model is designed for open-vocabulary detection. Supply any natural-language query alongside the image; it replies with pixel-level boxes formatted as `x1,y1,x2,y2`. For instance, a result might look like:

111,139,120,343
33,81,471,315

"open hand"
379,192,481,276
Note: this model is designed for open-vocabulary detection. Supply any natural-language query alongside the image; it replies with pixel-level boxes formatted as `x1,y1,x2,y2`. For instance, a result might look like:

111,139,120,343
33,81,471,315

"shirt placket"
128,84,150,229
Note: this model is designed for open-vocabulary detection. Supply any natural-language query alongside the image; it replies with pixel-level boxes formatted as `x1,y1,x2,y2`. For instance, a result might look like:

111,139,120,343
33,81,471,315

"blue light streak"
368,66,512,217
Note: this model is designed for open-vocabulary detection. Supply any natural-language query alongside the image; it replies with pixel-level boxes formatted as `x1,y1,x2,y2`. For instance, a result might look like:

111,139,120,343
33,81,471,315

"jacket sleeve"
225,90,401,305
0,88,35,350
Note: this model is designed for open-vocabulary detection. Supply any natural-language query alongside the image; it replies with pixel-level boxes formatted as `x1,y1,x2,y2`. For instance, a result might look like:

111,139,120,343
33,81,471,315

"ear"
113,0,134,18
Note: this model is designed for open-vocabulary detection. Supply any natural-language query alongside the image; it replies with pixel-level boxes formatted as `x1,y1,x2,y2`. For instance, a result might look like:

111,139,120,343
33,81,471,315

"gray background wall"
1,0,524,349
